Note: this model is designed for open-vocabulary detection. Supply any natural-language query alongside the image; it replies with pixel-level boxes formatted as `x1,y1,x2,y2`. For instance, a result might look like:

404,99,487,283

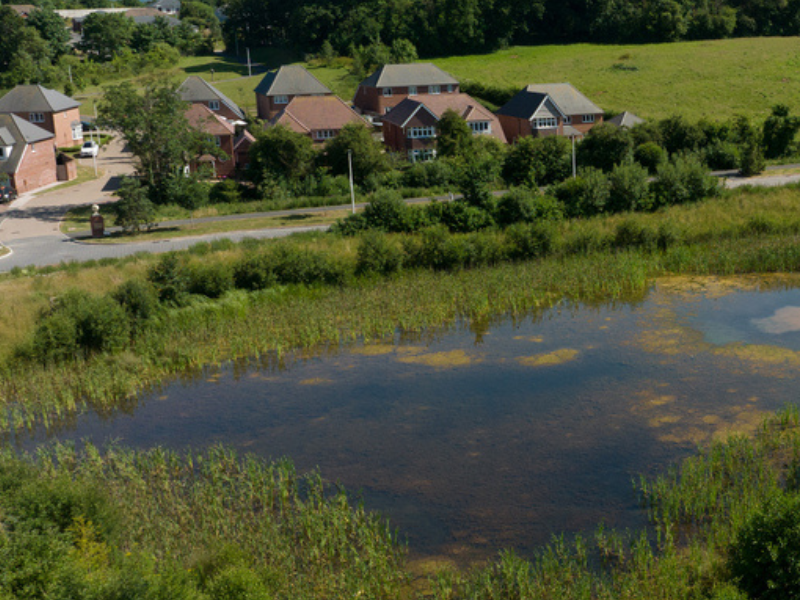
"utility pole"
247,47,251,77
572,135,577,178
348,149,355,214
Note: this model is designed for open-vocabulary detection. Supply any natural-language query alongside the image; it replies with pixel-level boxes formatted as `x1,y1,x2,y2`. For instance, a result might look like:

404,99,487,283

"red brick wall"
12,141,57,193
355,85,460,117
256,94,296,120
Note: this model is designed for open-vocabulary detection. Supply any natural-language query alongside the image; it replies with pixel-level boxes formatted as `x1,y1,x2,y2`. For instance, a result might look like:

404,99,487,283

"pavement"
2,140,800,273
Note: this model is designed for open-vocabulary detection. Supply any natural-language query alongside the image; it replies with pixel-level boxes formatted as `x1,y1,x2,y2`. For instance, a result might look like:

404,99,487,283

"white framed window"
0,146,8,160
29,112,44,123
274,95,289,104
409,148,436,162
429,85,441,95
533,117,558,129
30,142,36,153
408,85,417,96
407,126,436,139
564,116,572,124
208,100,220,111
72,124,82,140
384,106,392,114
583,114,595,123
383,87,393,97
469,121,491,135
313,129,336,140
446,84,454,93
214,135,222,147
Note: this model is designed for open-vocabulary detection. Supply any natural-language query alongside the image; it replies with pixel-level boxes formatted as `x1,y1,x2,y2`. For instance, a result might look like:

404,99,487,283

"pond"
19,276,800,564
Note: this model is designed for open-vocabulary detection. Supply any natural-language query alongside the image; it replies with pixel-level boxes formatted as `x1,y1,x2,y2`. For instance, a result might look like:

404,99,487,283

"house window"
430,85,441,95
407,126,436,139
533,117,558,129
214,136,222,147
447,84,454,93
564,116,572,124
313,129,336,140
408,86,417,96
29,113,44,123
72,124,82,140
30,143,35,153
384,106,392,114
469,121,491,135
0,146,7,160
209,100,220,111
383,87,393,97
274,95,289,104
409,148,436,162
583,114,595,123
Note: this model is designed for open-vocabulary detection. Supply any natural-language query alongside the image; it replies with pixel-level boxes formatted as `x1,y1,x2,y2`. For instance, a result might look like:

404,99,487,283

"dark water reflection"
20,278,800,562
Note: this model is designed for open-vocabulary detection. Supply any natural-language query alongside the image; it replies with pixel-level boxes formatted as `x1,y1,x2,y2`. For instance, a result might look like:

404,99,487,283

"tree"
502,135,571,186
247,125,316,189
577,123,633,172
0,7,27,71
762,104,800,159
27,6,71,59
79,12,134,60
324,123,388,184
98,81,213,204
607,162,652,212
436,109,474,158
552,167,611,218
112,177,156,233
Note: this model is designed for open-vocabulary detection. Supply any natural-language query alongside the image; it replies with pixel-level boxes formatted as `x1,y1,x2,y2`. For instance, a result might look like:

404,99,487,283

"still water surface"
22,277,800,562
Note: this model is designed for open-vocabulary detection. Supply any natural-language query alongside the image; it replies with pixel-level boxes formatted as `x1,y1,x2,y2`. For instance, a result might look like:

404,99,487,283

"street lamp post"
348,149,355,214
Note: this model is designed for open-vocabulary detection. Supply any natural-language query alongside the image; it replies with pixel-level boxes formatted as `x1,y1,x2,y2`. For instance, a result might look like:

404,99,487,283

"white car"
80,141,99,158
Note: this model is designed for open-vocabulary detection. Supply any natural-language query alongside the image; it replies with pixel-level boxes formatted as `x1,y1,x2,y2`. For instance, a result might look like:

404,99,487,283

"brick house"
496,83,603,144
353,63,460,118
0,113,57,194
254,65,332,121
0,85,82,149
271,95,369,144
185,104,237,178
381,93,506,162
178,76,245,122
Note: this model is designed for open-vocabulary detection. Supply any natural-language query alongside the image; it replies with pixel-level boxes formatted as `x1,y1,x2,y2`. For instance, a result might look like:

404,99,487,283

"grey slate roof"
497,83,601,119
254,65,331,97
607,111,644,128
0,84,80,114
0,113,54,176
359,63,459,88
178,76,244,119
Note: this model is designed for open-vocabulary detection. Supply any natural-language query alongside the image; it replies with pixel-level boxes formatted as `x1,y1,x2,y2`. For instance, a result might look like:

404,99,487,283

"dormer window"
383,87,393,97
29,113,44,123
209,100,220,111
274,95,289,104
469,121,491,135
0,146,10,160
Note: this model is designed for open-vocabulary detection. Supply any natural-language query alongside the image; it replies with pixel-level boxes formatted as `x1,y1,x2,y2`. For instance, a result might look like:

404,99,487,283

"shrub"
762,104,800,159
728,494,800,600
205,566,271,600
552,168,611,218
403,225,466,270
209,178,243,204
271,246,347,286
607,162,653,213
438,200,494,233
233,252,278,291
496,188,563,227
651,154,718,207
503,135,571,187
356,230,403,276
30,312,80,364
147,253,189,306
112,279,159,331
577,123,633,172
113,176,156,233
505,222,555,260
634,142,667,174
361,190,418,232
613,218,658,251
186,263,235,298
330,212,368,236
703,140,740,170
401,160,454,188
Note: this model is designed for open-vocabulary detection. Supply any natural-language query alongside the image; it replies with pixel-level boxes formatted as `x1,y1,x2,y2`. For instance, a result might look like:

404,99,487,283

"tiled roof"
607,111,643,128
382,93,507,143
254,65,331,97
178,76,245,120
0,113,54,176
186,104,235,136
271,95,366,134
0,84,80,114
359,63,459,88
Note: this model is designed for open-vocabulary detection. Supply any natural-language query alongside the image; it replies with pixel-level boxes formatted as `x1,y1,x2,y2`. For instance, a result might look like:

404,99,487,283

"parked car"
80,141,99,158
0,184,16,203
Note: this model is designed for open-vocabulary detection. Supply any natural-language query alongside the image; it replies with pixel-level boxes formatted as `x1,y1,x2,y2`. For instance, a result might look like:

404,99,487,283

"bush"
505,222,555,260
437,200,494,233
356,230,403,276
495,188,563,227
552,168,611,218
330,212,369,236
403,225,466,270
147,253,189,306
112,279,159,331
607,162,653,213
577,123,633,172
205,566,271,600
651,154,718,207
728,494,800,600
613,218,658,251
634,142,667,174
502,135,571,187
209,179,243,204
361,190,418,232
703,140,740,170
271,246,348,286
233,252,278,291
186,263,234,298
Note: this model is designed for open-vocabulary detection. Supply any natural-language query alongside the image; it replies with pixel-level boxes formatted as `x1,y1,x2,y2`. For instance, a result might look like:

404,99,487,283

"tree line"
222,0,800,59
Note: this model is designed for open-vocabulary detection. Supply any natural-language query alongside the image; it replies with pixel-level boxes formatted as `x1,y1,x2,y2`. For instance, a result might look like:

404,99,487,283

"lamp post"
572,135,577,178
348,149,355,214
